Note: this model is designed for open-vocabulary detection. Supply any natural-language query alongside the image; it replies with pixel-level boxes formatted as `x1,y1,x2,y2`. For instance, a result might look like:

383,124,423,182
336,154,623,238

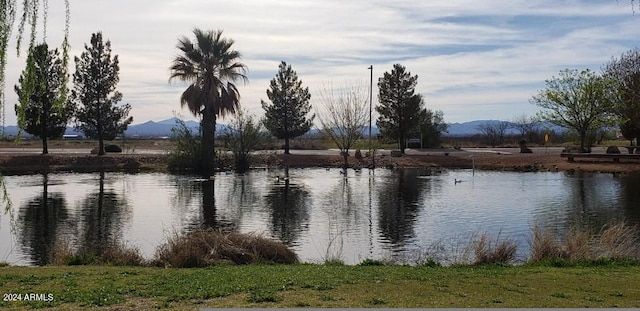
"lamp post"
368,65,374,169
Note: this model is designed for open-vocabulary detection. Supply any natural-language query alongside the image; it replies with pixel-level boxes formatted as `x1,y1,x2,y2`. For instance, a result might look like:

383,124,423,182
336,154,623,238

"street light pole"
368,65,374,169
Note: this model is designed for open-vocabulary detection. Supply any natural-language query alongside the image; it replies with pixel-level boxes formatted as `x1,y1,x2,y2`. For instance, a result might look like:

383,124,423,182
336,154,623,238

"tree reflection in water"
377,169,425,248
76,171,132,255
17,173,72,265
264,168,311,246
172,177,236,232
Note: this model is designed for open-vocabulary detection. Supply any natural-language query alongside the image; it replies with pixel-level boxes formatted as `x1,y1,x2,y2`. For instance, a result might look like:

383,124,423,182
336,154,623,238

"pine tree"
262,61,314,154
376,64,424,153
14,43,72,154
71,32,132,155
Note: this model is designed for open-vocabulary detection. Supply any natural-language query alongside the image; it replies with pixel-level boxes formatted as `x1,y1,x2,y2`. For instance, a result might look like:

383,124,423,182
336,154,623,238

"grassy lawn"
1,264,639,309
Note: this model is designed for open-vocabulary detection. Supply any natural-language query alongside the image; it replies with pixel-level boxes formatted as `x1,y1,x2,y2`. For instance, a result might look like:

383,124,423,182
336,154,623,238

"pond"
1,168,639,266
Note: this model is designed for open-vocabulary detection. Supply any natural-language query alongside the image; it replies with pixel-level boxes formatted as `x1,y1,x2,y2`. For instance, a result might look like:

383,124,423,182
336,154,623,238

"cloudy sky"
2,0,640,126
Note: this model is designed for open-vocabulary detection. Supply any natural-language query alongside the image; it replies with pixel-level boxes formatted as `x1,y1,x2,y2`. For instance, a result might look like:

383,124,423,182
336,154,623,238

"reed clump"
152,229,299,268
49,239,145,266
529,222,640,263
472,233,517,265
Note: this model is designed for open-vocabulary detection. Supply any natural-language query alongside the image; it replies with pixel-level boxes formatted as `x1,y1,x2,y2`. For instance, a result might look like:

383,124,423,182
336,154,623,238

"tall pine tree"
14,43,72,154
262,61,314,154
376,64,424,154
71,32,132,155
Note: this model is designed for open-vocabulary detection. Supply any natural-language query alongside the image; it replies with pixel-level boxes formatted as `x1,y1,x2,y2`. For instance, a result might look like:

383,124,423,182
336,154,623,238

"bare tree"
316,83,369,170
512,114,541,144
477,121,509,147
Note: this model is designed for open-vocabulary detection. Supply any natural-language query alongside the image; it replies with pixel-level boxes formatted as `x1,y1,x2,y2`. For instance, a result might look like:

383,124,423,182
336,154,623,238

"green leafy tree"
261,61,314,154
419,109,447,148
71,32,132,155
530,69,617,153
169,29,248,177
376,64,424,154
167,118,201,172
14,43,72,154
1,0,70,137
222,110,268,173
603,48,640,145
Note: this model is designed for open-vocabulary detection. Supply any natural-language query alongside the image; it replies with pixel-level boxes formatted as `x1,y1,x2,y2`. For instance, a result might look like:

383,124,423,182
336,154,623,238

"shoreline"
1,148,640,175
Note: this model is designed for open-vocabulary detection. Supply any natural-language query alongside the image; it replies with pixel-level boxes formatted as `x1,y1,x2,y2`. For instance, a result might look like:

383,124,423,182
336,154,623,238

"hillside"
0,119,566,139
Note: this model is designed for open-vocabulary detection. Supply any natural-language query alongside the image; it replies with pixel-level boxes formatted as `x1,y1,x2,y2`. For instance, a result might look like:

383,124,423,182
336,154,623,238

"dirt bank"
1,149,640,174
0,154,168,174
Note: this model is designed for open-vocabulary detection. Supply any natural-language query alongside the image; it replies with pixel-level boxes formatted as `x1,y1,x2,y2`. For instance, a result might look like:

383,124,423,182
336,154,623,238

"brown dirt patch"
0,154,168,174
266,151,640,174
1,150,640,174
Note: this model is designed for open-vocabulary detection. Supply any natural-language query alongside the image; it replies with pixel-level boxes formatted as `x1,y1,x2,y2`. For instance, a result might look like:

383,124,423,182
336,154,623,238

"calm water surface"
1,168,639,265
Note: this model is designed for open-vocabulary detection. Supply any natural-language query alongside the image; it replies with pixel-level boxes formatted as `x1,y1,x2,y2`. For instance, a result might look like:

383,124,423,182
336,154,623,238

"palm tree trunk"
201,111,215,177
284,137,290,154
42,136,48,155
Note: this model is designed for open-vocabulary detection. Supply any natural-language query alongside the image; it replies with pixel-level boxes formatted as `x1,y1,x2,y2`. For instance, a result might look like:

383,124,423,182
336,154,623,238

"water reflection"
618,174,640,223
171,177,236,232
17,174,72,265
567,173,626,229
2,169,640,266
377,169,426,248
264,171,310,246
76,171,132,254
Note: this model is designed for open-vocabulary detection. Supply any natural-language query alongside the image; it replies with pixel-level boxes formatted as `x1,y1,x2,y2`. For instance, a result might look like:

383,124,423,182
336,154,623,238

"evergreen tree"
261,61,314,154
14,43,72,154
71,32,132,155
376,64,424,153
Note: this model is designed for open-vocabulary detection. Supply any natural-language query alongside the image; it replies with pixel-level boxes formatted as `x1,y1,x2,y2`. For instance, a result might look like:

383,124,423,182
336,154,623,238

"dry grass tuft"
100,241,146,266
597,222,640,259
529,222,640,263
153,229,299,268
49,238,145,266
529,226,563,262
472,233,517,265
49,238,75,265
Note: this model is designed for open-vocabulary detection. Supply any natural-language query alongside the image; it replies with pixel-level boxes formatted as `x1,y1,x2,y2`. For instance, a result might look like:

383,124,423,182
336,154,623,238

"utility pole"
368,65,374,169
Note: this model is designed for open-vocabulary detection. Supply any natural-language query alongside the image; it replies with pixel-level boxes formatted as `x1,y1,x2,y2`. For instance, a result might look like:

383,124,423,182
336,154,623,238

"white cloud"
1,0,639,127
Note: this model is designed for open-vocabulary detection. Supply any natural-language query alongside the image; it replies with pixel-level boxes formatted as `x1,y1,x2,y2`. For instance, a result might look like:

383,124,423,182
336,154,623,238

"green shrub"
104,144,122,153
357,258,386,266
168,118,202,172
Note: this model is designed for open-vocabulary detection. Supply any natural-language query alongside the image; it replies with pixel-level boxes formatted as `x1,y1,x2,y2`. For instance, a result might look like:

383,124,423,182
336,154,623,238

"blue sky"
2,0,640,126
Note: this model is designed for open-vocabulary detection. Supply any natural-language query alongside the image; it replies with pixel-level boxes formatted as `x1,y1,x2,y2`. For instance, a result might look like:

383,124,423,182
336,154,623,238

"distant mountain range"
445,120,566,137
0,118,566,139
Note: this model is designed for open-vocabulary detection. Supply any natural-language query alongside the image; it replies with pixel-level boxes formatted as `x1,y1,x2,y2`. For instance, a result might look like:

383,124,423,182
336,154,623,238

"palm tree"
169,28,248,177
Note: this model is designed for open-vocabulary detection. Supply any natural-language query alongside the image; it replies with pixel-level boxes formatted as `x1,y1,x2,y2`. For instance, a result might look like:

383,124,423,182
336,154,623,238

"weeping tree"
0,0,67,211
1,0,70,137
